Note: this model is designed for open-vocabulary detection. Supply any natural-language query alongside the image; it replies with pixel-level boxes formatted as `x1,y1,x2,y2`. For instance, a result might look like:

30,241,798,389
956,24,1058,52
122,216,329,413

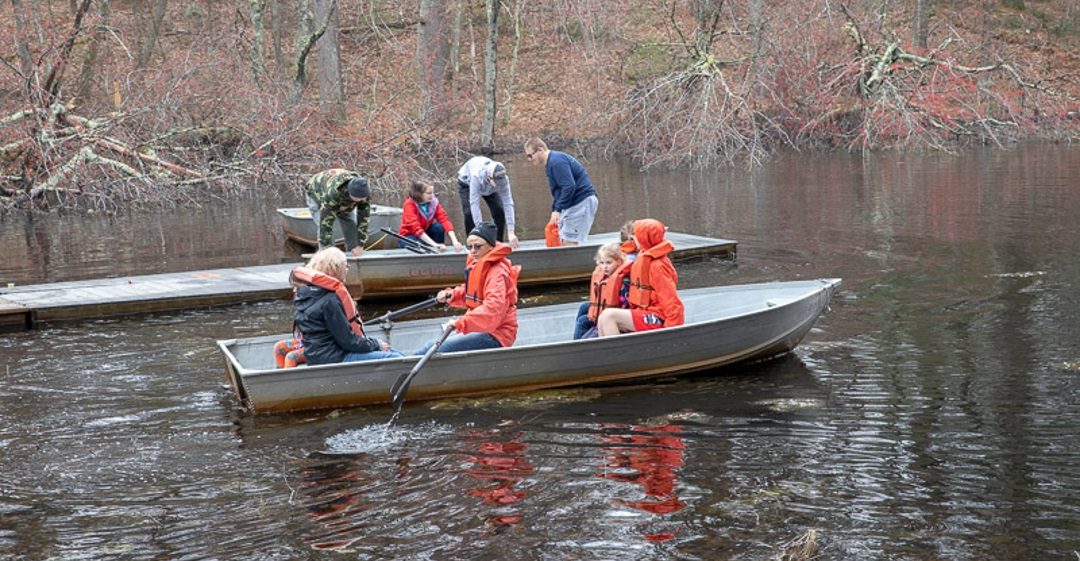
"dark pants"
458,180,506,242
398,221,446,248
573,302,595,340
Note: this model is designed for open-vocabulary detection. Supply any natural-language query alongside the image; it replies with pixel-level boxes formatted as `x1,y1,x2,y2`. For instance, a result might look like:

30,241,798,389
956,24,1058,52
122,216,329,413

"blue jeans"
343,349,404,362
413,332,501,355
573,302,594,340
398,221,446,248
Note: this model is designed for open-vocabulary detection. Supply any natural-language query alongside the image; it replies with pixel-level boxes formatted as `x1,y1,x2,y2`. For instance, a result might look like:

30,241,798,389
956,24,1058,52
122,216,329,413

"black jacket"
294,285,380,365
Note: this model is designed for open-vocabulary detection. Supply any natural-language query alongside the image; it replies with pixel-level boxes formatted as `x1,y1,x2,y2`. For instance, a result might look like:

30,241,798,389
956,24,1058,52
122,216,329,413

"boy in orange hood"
597,219,684,336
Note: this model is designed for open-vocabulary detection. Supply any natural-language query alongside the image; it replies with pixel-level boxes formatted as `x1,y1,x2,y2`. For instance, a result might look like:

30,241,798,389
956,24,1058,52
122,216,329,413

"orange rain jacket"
447,243,521,347
628,219,684,327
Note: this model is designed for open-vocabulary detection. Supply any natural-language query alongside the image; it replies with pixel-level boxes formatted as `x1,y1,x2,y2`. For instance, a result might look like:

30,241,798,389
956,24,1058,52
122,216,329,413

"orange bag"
544,222,560,247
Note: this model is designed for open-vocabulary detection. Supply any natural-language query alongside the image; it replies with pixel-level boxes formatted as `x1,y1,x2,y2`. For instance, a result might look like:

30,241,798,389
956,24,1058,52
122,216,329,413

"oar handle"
390,323,455,408
363,296,439,327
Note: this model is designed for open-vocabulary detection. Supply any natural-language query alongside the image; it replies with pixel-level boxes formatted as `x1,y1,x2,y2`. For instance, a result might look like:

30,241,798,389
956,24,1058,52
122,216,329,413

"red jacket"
448,243,520,347
399,196,455,237
628,219,684,327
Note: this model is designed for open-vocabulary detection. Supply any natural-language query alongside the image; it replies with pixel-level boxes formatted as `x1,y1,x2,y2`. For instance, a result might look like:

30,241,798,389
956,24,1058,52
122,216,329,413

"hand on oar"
390,322,455,410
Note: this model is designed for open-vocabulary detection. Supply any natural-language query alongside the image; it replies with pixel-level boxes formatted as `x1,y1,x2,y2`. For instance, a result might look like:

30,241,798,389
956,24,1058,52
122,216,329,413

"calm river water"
2,144,1079,560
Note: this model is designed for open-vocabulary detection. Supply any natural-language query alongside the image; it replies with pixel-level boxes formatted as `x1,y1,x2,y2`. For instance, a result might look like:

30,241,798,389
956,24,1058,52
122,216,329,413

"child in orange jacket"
597,219,683,336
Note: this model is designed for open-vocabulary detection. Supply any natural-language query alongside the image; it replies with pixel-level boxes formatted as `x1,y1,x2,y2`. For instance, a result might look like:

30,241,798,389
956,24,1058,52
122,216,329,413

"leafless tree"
418,0,451,126
480,0,498,151
315,0,345,121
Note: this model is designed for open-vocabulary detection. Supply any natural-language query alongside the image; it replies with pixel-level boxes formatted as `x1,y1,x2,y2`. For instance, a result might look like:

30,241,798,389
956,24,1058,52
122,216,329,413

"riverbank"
3,1,1079,211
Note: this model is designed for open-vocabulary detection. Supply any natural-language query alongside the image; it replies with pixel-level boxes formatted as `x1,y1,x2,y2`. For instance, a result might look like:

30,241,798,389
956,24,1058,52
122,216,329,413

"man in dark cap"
304,169,372,256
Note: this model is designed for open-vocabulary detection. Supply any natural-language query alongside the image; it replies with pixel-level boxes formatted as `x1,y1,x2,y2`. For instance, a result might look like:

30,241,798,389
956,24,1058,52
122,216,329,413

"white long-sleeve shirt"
457,156,516,229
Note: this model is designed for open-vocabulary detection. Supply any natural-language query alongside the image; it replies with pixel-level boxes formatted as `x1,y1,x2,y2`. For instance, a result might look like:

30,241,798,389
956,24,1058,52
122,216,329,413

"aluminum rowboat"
342,231,737,298
278,206,403,250
217,279,840,414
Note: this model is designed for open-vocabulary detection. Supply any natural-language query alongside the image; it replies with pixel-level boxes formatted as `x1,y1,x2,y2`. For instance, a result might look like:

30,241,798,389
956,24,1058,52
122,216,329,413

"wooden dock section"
0,264,296,330
0,231,736,330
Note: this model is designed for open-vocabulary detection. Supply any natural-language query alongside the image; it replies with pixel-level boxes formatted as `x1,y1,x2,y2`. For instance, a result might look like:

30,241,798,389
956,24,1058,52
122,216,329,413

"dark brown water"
2,144,1079,559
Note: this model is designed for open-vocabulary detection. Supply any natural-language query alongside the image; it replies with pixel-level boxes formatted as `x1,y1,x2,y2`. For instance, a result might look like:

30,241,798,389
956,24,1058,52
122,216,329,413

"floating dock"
0,232,736,330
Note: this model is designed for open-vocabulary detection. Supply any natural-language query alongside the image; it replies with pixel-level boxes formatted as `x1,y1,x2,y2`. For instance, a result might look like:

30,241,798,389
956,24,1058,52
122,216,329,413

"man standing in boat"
304,169,372,256
456,156,520,248
523,138,599,246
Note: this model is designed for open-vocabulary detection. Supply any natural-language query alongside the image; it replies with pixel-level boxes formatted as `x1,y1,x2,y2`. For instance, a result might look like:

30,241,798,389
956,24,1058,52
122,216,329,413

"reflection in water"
599,424,686,542
464,431,534,529
294,452,372,551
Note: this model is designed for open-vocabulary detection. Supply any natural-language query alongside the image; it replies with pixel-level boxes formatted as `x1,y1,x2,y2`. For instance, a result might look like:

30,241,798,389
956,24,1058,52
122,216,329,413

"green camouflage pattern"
305,169,371,249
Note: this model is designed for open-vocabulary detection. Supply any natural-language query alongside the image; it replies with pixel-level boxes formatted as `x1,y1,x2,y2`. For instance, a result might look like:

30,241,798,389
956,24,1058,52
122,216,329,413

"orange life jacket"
464,243,520,309
587,261,632,322
620,239,636,255
629,239,675,309
290,266,365,337
544,222,560,247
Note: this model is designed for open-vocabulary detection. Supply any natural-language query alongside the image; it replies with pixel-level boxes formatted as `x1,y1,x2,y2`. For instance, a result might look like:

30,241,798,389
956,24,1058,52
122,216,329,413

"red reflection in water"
599,424,686,542
296,453,370,551
465,433,533,527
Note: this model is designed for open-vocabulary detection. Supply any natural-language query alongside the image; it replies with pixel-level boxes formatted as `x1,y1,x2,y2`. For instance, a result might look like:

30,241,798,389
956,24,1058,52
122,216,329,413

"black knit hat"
346,177,370,199
469,221,498,247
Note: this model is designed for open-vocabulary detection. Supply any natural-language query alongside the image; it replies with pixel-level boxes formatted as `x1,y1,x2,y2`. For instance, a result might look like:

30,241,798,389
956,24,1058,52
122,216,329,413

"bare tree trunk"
250,0,267,83
450,0,463,81
746,0,764,81
500,0,524,126
291,0,338,106
913,0,930,49
480,0,498,151
11,0,37,83
314,0,345,120
75,0,111,106
418,0,450,126
271,0,286,74
134,0,168,68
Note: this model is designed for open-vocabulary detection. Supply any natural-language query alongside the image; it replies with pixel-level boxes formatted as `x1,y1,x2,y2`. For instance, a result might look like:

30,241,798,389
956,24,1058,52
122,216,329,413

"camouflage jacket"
305,169,371,248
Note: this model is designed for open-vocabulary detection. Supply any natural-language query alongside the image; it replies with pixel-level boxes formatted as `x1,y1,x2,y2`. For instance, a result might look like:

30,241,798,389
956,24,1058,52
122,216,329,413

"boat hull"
343,231,737,298
218,279,839,414
278,206,403,250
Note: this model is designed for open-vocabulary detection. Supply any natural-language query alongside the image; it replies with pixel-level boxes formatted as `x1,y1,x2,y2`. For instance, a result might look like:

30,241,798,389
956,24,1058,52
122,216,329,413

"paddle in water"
389,323,455,417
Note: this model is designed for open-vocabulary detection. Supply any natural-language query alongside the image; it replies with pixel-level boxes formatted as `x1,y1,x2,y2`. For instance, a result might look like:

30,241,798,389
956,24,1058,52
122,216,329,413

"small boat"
217,279,840,414
278,206,403,250
342,231,737,298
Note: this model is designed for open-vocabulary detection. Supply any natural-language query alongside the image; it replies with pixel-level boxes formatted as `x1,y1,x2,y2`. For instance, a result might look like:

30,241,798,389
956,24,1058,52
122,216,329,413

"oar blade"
390,323,455,409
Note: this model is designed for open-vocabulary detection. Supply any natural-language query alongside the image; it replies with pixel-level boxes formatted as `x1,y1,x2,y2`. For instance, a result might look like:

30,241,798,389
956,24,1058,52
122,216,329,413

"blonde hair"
595,242,625,264
306,247,348,281
523,137,547,153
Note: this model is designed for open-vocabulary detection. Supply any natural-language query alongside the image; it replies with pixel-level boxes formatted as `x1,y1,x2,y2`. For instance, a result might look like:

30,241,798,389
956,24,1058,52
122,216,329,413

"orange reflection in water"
599,424,686,543
465,433,533,527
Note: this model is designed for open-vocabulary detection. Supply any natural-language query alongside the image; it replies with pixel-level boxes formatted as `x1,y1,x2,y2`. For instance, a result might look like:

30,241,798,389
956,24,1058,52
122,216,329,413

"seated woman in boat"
292,247,404,365
573,242,631,340
415,221,521,354
597,218,684,337
398,180,462,252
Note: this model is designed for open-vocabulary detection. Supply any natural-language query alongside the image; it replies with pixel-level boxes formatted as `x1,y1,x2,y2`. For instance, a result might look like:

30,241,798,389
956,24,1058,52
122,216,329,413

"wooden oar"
379,227,439,254
363,296,438,327
390,323,455,409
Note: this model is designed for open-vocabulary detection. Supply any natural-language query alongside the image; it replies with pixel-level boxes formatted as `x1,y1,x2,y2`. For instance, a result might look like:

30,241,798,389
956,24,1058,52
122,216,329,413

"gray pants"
306,194,358,249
